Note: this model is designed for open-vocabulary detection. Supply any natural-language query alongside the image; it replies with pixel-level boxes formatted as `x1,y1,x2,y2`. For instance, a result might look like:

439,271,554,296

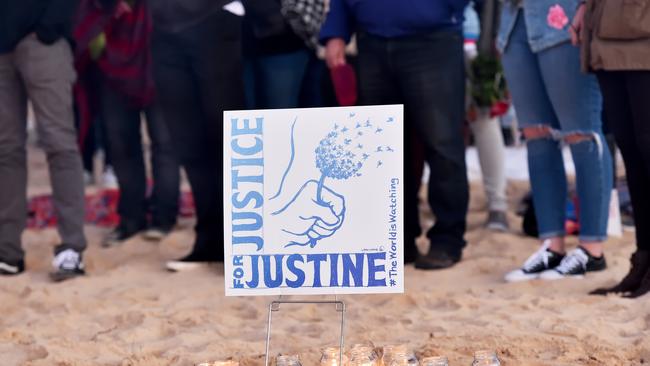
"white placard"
224,105,404,296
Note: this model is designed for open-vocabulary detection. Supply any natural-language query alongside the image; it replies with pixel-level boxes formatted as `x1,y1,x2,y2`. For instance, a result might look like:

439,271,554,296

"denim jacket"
497,0,579,53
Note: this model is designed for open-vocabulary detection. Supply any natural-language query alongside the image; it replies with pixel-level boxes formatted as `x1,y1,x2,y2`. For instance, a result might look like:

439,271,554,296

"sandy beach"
1,146,649,366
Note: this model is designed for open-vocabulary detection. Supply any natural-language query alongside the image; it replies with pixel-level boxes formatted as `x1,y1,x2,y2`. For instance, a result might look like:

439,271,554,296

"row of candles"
198,344,501,366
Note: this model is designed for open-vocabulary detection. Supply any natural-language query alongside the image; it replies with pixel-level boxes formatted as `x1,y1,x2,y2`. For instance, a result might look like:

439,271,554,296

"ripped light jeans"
501,13,612,242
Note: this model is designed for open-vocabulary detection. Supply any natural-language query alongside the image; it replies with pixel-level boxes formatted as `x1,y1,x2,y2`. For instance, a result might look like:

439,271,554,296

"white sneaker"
50,249,85,282
102,166,118,189
504,240,565,282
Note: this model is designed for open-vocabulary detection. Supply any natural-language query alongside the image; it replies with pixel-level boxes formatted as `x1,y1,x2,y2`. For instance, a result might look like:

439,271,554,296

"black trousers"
598,71,650,250
81,114,111,174
100,80,180,231
356,30,469,257
152,11,245,258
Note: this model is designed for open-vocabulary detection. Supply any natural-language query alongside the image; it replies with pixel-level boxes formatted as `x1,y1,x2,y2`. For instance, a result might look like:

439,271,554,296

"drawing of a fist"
272,179,346,248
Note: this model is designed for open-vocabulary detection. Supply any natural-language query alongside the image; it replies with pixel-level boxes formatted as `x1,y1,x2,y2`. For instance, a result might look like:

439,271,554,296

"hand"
570,3,586,46
325,38,347,69
114,1,132,18
271,180,346,248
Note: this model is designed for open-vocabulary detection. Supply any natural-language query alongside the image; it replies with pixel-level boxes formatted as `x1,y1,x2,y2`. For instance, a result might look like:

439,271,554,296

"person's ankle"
546,237,566,255
580,242,604,258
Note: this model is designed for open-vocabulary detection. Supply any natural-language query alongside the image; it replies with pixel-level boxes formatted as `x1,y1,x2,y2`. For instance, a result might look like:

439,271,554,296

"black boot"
624,267,650,298
590,251,650,295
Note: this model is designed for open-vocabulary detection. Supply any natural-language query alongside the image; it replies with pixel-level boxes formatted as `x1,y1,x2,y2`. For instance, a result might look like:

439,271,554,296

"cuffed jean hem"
578,235,608,242
539,230,567,240
539,231,608,243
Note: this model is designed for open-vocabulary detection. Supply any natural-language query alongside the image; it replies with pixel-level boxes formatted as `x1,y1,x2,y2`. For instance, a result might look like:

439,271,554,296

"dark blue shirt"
320,0,470,43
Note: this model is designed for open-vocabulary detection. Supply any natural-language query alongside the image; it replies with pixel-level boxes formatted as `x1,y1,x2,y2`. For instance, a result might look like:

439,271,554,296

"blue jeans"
502,13,613,242
244,49,310,109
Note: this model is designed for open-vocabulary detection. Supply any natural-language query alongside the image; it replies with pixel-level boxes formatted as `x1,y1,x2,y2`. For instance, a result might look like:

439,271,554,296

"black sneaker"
414,247,462,270
102,223,144,247
0,259,25,275
165,250,223,272
50,249,85,282
539,246,606,280
504,240,565,282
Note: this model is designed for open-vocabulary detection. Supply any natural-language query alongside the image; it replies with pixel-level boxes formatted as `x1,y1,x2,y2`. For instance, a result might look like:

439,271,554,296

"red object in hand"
330,64,358,106
490,101,510,118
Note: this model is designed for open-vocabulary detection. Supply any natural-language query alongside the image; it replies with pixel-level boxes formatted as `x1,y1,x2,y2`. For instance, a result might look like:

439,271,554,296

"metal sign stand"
264,296,346,366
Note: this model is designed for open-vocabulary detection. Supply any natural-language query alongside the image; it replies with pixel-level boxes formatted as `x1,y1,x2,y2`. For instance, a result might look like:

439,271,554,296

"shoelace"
555,249,589,274
522,240,553,272
52,249,81,270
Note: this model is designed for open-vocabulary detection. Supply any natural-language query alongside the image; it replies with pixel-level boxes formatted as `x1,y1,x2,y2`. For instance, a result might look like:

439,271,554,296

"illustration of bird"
341,127,349,133
377,161,383,167
344,138,352,145
357,143,363,149
375,127,383,133
376,146,383,152
387,117,394,123
362,153,370,160
357,131,363,137
356,122,362,128
365,120,372,127
386,146,394,152
334,123,339,130
349,112,356,118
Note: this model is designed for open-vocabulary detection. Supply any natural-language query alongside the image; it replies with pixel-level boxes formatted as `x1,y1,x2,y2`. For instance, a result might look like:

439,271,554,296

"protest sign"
224,105,403,296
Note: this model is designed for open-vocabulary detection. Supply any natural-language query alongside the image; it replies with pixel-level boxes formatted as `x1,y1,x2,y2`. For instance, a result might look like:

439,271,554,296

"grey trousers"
0,35,87,263
469,111,508,212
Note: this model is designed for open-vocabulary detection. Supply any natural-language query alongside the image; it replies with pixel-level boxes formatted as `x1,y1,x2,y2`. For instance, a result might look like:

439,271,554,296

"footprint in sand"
426,298,462,312
115,311,146,328
25,345,48,361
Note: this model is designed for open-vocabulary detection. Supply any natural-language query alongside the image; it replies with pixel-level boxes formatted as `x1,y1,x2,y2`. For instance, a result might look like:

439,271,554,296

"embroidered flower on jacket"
547,4,569,30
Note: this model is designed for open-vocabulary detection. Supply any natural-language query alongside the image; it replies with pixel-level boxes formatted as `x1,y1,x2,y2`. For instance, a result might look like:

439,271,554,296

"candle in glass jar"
277,355,303,366
420,356,448,366
349,344,380,366
320,347,349,366
382,345,418,366
472,350,500,366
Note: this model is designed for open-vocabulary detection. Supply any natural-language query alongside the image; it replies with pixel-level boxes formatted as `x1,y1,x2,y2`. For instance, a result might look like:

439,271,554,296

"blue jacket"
319,0,470,44
497,0,579,53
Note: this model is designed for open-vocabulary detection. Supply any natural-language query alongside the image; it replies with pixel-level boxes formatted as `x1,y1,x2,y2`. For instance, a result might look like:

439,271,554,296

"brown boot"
590,250,650,296
624,267,650,298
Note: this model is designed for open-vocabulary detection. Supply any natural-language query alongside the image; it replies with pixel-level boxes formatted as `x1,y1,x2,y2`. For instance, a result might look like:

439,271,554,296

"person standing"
0,0,87,280
464,2,510,231
321,0,471,269
151,0,245,270
74,0,181,246
573,0,650,297
242,0,313,109
499,0,613,282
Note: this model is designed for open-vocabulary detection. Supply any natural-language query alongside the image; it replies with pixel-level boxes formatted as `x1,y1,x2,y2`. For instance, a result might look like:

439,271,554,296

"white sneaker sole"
486,223,509,232
165,261,208,272
0,262,20,274
539,270,585,281
143,230,167,241
504,270,540,283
